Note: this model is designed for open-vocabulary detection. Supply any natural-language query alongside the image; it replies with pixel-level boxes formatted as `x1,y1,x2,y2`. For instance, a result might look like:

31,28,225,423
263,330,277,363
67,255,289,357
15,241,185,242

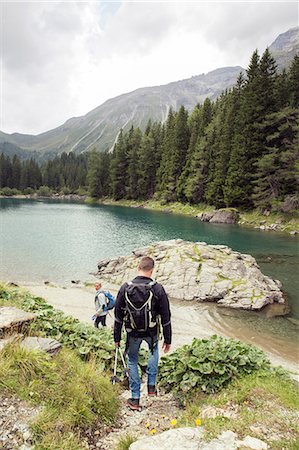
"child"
94,282,108,328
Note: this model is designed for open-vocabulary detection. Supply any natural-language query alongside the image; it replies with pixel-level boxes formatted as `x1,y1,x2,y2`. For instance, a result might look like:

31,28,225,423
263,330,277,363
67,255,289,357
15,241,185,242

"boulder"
199,211,215,222
96,239,286,313
0,307,35,338
129,429,268,450
198,209,239,224
130,428,205,450
21,337,61,356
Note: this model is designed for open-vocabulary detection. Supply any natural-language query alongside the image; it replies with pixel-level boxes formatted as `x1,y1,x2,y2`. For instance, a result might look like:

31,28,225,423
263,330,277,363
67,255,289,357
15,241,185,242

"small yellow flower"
145,422,150,429
150,429,156,435
170,419,177,426
243,401,249,405
195,418,202,427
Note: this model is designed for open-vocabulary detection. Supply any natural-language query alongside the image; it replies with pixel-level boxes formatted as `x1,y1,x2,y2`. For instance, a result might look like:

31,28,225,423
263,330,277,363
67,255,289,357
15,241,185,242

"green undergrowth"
177,369,299,448
1,283,298,448
0,283,148,376
159,335,270,398
95,197,214,216
0,344,118,449
239,209,299,233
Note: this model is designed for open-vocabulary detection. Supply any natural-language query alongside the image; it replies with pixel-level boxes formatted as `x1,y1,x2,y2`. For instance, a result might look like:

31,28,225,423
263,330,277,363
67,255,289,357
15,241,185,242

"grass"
177,369,299,448
240,209,299,233
116,433,138,450
0,344,119,449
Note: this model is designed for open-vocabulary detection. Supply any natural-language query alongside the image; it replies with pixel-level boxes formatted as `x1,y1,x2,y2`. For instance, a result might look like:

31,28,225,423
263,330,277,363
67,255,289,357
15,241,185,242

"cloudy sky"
1,1,298,135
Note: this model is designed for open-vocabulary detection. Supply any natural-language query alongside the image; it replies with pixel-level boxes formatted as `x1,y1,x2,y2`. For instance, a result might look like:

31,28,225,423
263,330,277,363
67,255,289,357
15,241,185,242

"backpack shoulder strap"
148,280,157,289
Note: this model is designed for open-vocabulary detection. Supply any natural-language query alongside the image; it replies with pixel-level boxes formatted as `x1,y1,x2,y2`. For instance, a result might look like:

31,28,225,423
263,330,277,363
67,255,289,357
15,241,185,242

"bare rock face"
0,307,36,338
97,240,286,313
199,209,239,224
129,429,268,450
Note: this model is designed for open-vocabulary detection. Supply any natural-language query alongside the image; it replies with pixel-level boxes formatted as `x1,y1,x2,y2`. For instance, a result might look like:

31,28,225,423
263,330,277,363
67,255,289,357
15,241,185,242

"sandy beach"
21,282,298,377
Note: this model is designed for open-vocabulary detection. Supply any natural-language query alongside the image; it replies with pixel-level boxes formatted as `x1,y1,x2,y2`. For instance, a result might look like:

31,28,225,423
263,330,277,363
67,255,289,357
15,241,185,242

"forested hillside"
1,50,298,211
90,50,299,210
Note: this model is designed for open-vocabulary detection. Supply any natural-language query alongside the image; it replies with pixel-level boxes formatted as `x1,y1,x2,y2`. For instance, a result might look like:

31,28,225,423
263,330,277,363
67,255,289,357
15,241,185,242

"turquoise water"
1,198,298,318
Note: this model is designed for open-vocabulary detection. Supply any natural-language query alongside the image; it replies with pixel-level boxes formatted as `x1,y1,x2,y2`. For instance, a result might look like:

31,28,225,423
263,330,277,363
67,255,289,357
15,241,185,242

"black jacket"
114,275,172,344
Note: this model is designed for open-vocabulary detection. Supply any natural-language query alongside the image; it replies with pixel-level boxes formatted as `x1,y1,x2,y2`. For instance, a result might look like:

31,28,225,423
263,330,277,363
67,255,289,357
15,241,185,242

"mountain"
0,67,243,158
1,27,298,159
269,27,299,70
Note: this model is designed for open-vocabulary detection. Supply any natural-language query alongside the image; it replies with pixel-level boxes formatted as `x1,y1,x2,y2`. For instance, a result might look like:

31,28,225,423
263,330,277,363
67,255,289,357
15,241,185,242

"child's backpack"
95,291,116,313
124,280,157,333
103,291,116,312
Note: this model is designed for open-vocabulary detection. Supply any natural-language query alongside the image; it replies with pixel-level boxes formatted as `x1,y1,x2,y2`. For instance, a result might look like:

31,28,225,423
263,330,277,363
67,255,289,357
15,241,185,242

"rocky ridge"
97,240,286,313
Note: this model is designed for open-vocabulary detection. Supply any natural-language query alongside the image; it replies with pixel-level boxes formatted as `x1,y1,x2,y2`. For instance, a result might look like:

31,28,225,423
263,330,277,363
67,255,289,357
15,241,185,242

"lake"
1,197,298,322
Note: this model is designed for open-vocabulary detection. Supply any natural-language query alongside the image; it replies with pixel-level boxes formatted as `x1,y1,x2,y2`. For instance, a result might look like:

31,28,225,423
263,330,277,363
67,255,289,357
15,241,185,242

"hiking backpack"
124,280,157,333
95,291,116,313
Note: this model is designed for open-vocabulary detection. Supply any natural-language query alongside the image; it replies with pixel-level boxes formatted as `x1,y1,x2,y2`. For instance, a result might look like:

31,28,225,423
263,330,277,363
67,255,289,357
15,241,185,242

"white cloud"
1,1,298,135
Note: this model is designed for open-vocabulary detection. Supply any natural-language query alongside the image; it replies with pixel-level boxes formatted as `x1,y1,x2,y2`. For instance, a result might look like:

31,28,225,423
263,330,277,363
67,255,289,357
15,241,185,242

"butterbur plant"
0,285,147,376
158,335,270,396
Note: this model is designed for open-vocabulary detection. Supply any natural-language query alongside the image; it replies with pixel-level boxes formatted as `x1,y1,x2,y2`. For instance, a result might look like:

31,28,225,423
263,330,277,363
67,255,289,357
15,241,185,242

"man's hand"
115,342,120,348
162,342,171,353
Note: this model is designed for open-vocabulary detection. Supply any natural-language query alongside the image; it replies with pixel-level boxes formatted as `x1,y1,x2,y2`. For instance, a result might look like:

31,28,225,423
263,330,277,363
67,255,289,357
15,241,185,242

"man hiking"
114,256,172,411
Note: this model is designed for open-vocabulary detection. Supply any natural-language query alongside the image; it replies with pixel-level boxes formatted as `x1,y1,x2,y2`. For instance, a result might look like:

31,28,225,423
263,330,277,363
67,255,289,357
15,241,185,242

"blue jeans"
127,335,159,399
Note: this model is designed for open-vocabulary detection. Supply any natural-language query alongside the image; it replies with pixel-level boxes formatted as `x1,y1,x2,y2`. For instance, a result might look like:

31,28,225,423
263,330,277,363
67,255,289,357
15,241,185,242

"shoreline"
18,281,299,378
1,194,298,235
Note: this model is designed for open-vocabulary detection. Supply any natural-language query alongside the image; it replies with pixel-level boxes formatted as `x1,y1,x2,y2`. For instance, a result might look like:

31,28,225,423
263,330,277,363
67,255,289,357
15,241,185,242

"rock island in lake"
97,239,287,314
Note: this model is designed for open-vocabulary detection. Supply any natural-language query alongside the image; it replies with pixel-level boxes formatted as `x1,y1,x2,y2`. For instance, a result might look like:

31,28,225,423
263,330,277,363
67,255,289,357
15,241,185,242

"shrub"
60,186,72,195
159,335,270,397
23,187,35,195
37,185,53,197
0,284,147,377
0,187,22,196
75,187,89,196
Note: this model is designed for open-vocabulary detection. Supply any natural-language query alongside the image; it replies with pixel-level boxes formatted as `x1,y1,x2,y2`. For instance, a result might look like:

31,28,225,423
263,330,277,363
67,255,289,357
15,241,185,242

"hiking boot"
127,398,141,411
148,385,157,396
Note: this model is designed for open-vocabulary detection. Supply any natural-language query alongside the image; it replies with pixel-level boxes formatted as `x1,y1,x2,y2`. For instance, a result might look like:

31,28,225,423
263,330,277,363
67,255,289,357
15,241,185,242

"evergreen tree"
27,159,42,189
183,99,214,204
223,74,251,207
252,107,299,208
176,105,202,201
156,108,177,200
0,154,12,188
275,69,289,110
138,134,156,198
126,127,142,199
11,155,21,189
87,149,103,198
288,55,299,108
184,134,210,204
110,130,128,200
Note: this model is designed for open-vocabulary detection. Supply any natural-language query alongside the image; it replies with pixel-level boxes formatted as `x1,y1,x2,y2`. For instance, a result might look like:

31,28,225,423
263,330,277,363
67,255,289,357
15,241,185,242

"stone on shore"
21,337,61,356
198,208,239,224
97,239,286,312
129,428,268,450
0,307,36,338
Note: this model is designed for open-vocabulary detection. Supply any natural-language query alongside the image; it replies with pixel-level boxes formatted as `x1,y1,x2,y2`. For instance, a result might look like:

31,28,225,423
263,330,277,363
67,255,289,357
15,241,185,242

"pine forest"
1,50,299,212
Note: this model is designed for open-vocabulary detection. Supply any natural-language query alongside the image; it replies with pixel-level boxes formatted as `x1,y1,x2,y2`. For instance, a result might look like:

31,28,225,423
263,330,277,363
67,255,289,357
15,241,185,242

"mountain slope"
0,67,243,156
1,27,298,158
269,26,299,70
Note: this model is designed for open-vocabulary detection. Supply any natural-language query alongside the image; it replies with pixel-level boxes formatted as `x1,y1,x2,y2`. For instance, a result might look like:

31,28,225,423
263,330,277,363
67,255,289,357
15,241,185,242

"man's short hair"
138,256,154,272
